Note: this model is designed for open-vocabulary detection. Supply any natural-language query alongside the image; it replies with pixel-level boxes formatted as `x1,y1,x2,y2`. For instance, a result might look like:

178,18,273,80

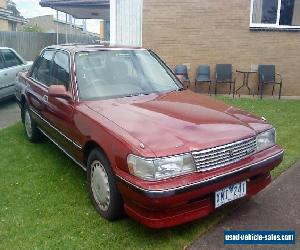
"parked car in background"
15,44,284,229
0,47,32,101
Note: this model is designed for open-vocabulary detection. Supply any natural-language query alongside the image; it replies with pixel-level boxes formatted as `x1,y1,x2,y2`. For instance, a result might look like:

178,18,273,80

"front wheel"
23,104,42,143
87,148,123,221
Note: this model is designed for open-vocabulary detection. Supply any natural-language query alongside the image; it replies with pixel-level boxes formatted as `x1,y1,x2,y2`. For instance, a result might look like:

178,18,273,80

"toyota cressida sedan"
15,44,284,229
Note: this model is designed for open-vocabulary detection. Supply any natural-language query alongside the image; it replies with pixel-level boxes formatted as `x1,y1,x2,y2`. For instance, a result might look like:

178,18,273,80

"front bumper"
116,146,283,228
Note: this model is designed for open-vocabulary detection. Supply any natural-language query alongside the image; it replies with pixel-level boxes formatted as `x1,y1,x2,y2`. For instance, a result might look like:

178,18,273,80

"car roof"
45,43,146,53
0,47,15,50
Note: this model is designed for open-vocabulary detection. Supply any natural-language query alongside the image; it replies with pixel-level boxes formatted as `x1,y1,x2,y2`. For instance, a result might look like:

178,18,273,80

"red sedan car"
15,44,283,229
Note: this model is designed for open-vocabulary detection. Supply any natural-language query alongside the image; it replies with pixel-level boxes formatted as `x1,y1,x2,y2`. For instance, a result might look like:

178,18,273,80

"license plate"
215,181,247,208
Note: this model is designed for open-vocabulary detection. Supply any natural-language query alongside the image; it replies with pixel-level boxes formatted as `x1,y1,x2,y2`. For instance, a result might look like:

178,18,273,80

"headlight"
127,154,195,181
256,128,276,152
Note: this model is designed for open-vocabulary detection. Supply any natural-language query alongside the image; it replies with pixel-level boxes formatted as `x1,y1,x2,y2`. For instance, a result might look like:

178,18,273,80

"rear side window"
52,51,70,88
2,49,23,68
0,54,5,69
32,50,55,86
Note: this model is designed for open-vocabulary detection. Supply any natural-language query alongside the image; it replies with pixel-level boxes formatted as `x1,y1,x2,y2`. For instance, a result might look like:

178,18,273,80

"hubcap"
91,160,110,211
24,110,32,138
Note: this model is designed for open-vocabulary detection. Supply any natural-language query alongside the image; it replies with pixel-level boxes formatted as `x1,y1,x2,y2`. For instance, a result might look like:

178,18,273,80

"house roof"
0,1,26,24
39,0,110,20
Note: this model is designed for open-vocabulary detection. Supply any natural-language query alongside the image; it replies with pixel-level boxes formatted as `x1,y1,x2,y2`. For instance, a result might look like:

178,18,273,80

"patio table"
234,70,257,98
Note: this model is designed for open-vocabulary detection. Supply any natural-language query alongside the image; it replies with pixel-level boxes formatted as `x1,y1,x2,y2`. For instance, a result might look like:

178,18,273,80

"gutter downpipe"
56,10,59,44
65,13,68,43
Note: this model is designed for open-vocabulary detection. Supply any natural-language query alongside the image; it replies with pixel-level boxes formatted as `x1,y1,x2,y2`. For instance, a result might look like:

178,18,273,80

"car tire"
87,148,124,221
23,104,42,143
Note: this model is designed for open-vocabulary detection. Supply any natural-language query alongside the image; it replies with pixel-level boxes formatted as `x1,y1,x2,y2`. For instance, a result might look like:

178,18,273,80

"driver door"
42,50,81,156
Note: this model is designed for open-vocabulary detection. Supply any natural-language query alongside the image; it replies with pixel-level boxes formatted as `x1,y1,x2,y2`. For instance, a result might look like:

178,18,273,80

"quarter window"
52,51,70,88
251,0,300,29
2,49,23,68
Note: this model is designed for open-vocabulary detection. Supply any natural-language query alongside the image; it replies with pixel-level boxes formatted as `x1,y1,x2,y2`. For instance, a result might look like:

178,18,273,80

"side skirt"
38,128,87,171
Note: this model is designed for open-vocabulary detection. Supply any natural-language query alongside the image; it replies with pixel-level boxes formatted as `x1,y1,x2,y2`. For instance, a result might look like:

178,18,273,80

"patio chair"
175,65,190,87
258,65,283,99
215,64,235,96
195,65,212,94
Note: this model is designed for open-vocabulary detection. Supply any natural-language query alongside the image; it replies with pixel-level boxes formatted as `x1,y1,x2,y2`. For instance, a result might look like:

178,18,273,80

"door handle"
43,95,48,102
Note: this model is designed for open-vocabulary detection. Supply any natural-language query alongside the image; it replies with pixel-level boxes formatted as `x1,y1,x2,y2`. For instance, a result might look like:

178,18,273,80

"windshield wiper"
167,87,184,94
125,92,152,98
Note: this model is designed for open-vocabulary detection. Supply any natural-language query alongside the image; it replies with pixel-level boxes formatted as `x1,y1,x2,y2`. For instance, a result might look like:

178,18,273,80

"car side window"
51,51,70,89
32,50,55,86
0,53,5,70
2,49,23,68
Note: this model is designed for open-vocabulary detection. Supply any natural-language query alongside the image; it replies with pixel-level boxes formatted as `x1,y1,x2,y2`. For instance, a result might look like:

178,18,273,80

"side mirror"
48,85,72,100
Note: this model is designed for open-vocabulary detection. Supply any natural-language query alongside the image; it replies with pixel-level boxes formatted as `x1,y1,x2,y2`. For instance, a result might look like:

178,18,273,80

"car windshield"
75,49,182,100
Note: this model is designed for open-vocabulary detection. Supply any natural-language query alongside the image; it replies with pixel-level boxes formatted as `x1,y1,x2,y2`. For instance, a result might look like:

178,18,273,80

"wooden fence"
0,31,97,61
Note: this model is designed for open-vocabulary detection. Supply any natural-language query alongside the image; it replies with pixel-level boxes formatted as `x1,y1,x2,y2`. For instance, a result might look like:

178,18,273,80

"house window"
11,23,17,32
250,0,300,29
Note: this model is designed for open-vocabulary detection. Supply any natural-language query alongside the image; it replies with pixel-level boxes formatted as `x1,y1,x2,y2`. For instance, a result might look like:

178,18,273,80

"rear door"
26,49,56,134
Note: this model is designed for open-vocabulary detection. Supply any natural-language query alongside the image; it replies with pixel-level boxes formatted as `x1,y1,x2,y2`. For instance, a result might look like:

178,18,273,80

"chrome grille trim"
192,137,257,172
193,143,256,162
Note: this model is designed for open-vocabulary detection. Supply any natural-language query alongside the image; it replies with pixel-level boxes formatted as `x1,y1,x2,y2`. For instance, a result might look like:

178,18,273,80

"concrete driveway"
188,162,300,250
0,98,20,129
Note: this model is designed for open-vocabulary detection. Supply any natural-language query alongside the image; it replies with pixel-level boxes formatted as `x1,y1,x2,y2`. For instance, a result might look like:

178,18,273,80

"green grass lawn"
0,98,299,249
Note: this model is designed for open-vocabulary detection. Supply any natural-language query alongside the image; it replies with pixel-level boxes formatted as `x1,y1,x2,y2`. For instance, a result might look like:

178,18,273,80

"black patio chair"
195,65,212,94
175,65,190,87
215,64,235,95
258,65,283,99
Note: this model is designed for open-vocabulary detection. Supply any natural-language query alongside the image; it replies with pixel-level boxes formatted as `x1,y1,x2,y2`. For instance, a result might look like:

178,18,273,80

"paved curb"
0,99,20,129
188,161,300,250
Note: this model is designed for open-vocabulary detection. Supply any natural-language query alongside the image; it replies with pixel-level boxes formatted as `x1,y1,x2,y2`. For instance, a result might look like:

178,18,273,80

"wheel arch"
83,140,110,167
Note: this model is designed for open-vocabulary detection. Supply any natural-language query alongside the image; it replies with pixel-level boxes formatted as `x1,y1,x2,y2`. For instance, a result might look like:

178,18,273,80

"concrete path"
0,98,20,129
189,162,300,250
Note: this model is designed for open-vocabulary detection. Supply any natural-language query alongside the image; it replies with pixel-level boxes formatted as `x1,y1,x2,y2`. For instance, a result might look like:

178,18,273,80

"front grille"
192,137,257,172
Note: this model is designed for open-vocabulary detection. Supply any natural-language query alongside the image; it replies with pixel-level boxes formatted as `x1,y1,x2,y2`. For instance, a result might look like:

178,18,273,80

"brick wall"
143,0,300,96
0,0,6,9
0,19,9,31
0,0,9,31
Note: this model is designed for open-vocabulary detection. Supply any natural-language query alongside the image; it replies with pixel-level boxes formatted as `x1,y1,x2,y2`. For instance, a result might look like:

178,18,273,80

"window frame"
250,0,300,30
30,49,56,88
51,50,71,89
30,48,72,90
